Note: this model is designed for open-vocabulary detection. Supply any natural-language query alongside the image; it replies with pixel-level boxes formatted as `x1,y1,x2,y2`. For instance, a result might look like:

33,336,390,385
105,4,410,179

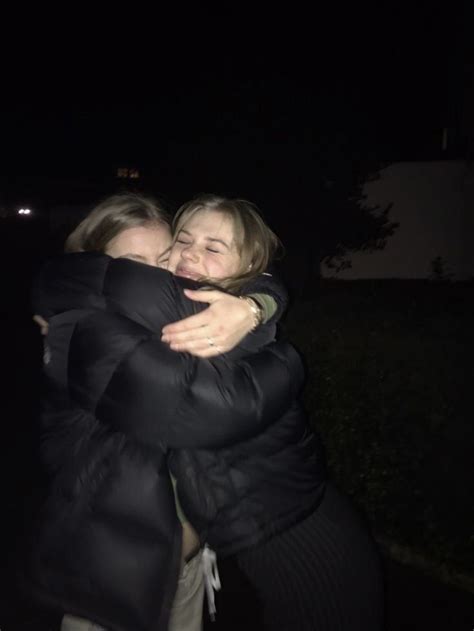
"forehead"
182,209,235,240
110,224,171,251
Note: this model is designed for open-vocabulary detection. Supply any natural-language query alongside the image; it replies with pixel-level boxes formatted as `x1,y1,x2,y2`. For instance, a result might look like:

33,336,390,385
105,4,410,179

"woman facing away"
26,192,298,631
28,193,383,631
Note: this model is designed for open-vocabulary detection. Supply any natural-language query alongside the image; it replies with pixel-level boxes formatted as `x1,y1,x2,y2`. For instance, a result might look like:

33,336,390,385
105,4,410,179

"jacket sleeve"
69,311,304,450
240,270,288,324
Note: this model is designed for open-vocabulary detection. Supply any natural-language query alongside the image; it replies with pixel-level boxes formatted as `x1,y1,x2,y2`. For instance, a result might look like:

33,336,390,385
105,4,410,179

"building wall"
322,161,474,280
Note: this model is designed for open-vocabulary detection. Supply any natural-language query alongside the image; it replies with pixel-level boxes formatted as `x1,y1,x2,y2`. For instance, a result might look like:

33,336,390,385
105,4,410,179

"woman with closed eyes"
27,193,383,631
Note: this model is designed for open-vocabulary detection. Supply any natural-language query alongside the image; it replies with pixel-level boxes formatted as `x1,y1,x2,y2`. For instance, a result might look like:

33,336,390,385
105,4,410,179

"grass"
283,279,473,582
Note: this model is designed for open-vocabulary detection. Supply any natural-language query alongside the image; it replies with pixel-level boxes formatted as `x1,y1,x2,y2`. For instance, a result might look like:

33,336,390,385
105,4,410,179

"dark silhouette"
273,155,399,298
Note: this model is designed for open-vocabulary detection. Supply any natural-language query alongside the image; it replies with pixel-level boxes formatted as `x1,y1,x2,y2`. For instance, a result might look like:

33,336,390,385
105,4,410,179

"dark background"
1,4,472,206
1,4,473,629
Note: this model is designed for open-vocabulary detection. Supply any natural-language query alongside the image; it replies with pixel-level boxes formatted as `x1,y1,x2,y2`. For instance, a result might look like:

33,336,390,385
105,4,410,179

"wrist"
239,295,264,331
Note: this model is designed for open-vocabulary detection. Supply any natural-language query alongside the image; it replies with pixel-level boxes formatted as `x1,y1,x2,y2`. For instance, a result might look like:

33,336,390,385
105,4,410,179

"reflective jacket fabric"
25,253,310,631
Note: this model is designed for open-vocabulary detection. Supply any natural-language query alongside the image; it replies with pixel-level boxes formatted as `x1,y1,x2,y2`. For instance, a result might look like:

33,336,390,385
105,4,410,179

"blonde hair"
172,194,282,292
65,193,171,253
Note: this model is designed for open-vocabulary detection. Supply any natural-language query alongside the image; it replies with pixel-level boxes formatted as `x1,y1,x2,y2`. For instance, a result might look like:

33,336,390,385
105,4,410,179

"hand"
161,289,256,357
33,315,49,336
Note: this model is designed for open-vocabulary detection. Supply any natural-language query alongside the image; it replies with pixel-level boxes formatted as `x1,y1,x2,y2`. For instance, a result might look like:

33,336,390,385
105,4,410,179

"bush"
284,279,473,576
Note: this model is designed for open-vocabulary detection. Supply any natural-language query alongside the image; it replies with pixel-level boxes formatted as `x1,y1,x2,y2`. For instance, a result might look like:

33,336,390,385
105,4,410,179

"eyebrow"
179,229,231,250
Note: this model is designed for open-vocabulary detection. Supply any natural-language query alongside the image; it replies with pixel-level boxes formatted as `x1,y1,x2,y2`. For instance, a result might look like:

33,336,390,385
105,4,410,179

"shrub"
284,279,473,575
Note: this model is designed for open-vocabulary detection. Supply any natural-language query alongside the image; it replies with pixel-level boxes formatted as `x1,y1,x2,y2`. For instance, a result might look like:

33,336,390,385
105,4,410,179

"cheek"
217,257,240,278
227,255,242,276
199,255,219,278
167,248,179,271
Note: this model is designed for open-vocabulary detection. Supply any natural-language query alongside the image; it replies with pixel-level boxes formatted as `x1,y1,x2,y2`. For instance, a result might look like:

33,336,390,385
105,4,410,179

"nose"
181,243,199,262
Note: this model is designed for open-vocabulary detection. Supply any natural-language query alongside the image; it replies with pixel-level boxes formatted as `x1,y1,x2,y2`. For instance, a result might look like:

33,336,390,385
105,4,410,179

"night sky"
1,5,471,213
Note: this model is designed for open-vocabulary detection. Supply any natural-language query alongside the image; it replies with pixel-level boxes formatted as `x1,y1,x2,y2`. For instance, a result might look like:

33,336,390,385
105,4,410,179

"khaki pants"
61,550,205,631
168,549,204,631
61,615,105,631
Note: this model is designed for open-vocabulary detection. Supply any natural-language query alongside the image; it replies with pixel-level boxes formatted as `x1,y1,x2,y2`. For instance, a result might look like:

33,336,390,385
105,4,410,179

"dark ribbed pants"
208,483,384,631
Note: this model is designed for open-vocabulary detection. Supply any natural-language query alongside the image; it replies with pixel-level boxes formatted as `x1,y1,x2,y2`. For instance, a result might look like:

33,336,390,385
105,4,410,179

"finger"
33,314,49,336
162,312,210,336
33,314,47,327
183,288,223,303
163,328,212,345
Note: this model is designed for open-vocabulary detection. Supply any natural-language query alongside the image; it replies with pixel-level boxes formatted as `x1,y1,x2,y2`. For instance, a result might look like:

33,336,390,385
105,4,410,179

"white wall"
322,161,474,280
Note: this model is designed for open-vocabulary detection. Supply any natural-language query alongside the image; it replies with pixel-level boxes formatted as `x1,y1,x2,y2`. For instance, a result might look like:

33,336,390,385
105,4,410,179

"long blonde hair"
172,194,282,292
65,193,171,253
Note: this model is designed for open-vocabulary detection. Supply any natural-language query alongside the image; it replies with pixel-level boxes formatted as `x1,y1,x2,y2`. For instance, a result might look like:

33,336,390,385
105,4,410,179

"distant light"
117,167,140,179
18,208,32,215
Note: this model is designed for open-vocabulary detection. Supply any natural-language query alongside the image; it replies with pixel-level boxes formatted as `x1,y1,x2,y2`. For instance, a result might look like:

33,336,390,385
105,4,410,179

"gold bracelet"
239,296,264,331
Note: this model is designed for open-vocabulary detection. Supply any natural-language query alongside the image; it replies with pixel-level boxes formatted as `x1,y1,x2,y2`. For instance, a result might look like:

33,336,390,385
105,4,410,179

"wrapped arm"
69,312,304,450
240,270,288,325
160,272,288,357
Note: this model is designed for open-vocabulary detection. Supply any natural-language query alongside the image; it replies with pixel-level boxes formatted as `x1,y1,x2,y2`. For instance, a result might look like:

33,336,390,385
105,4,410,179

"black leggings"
209,483,384,631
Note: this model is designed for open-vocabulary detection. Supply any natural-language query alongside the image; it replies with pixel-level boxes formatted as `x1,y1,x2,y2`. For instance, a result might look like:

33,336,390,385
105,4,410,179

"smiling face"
168,209,242,282
105,223,172,268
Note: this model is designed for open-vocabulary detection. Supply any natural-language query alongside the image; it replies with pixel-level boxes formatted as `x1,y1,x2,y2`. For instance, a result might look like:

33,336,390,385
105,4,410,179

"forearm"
94,337,303,449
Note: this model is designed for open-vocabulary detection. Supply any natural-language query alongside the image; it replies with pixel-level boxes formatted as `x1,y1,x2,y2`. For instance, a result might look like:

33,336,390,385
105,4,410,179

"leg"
61,614,107,631
168,550,205,631
235,484,384,631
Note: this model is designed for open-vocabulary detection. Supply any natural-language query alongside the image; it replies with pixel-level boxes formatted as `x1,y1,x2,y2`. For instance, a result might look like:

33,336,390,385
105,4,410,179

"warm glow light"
117,167,140,179
18,208,32,215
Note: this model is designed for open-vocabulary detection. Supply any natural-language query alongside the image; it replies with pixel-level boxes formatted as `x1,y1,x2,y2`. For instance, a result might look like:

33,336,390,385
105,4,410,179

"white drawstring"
202,544,221,621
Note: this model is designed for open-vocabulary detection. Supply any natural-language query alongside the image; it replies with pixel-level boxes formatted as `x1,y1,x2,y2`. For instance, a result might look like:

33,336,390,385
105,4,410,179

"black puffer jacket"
25,253,316,631
169,309,326,556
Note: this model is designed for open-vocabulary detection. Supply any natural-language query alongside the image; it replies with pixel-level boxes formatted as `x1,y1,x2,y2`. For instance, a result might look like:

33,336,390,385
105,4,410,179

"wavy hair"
172,194,282,292
65,193,171,253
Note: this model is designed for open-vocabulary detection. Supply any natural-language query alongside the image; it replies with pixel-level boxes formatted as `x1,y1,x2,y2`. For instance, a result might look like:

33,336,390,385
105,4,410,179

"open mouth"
175,266,201,280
